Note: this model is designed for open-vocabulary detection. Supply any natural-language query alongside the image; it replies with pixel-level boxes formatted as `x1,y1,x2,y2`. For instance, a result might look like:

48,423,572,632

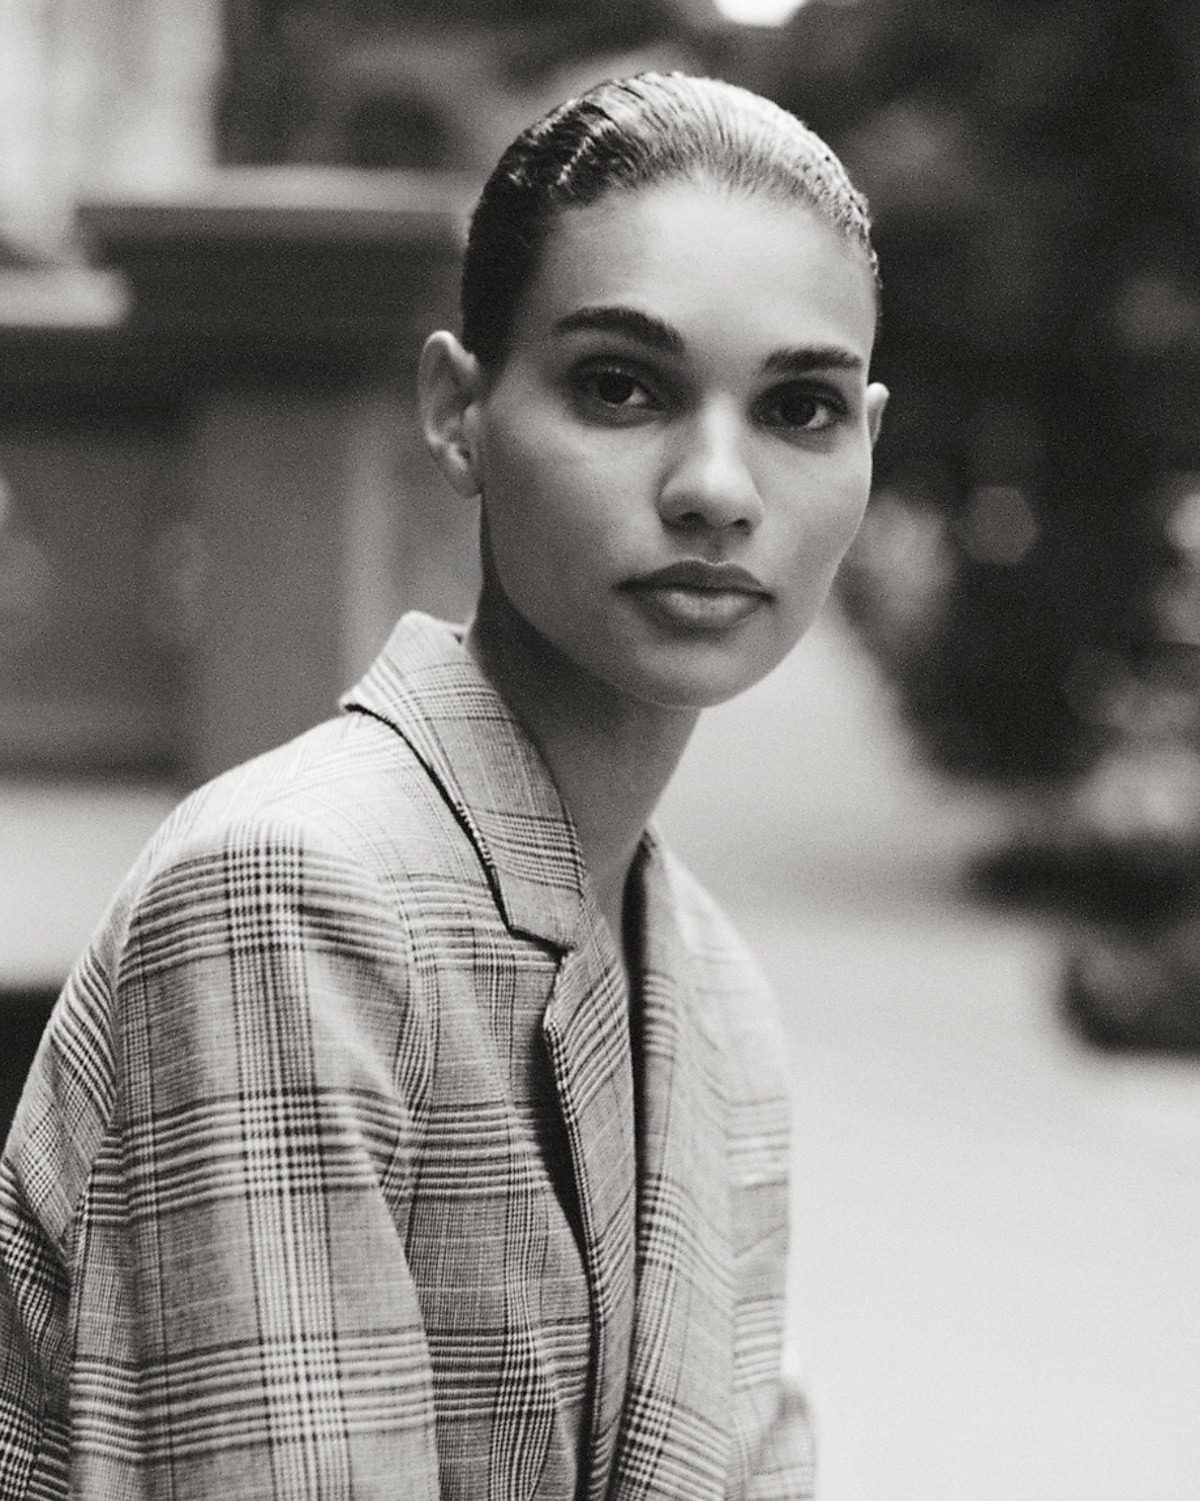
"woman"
0,73,886,1500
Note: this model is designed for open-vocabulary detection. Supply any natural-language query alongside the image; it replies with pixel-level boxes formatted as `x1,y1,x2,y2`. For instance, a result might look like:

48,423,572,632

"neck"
465,585,698,937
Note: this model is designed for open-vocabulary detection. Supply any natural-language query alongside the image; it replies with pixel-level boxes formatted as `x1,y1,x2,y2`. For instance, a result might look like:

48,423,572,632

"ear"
866,381,889,449
418,331,486,498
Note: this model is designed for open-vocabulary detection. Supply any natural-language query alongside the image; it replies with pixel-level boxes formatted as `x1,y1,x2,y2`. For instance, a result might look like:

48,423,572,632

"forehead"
512,180,879,368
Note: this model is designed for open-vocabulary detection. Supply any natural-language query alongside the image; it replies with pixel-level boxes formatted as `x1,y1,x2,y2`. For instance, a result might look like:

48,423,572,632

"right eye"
572,363,661,418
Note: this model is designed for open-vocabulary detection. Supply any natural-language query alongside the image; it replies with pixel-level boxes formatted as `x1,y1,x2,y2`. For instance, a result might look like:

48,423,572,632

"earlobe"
418,331,485,498
866,382,889,449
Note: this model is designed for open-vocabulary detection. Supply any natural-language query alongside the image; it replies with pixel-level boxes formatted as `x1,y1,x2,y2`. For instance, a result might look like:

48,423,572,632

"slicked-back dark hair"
461,71,878,371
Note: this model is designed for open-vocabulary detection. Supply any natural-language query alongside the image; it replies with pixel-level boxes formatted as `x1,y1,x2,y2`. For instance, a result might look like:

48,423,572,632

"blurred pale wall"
0,0,222,255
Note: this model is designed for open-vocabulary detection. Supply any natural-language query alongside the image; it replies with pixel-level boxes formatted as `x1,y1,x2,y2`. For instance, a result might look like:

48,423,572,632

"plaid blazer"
1,613,813,1500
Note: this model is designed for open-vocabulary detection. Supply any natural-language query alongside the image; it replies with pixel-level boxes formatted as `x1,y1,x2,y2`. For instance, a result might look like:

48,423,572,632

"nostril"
662,491,762,532
667,509,706,531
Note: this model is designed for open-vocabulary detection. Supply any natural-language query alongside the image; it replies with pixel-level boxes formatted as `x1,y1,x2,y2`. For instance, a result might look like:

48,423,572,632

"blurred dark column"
0,170,472,787
190,388,376,779
0,326,189,776
81,172,473,783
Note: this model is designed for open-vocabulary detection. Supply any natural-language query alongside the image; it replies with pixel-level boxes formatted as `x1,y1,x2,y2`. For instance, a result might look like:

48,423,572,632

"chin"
616,654,783,712
617,621,809,710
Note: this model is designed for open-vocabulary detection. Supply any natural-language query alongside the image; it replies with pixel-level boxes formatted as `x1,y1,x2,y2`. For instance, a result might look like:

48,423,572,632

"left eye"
757,385,843,431
578,367,657,411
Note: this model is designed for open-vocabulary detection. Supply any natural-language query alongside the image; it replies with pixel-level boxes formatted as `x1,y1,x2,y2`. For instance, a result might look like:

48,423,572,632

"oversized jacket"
0,612,813,1500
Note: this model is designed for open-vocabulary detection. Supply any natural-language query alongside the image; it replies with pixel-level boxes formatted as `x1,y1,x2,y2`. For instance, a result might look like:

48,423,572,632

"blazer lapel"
610,838,735,1501
341,612,585,948
343,613,640,1498
542,911,638,1501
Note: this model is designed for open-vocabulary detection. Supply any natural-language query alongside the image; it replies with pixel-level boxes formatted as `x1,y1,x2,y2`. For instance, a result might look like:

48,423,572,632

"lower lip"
623,584,768,631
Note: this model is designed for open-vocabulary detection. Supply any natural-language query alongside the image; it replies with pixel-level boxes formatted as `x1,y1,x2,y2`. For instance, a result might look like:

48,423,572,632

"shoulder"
158,710,472,871
85,712,513,1089
114,710,490,937
15,714,468,1135
8,716,457,1241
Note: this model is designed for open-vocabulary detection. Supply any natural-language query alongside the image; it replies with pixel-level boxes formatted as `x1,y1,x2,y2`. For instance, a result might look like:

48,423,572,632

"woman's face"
458,179,886,710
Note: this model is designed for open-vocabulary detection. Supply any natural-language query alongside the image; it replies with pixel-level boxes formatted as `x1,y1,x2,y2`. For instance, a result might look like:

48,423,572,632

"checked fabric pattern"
0,613,814,1500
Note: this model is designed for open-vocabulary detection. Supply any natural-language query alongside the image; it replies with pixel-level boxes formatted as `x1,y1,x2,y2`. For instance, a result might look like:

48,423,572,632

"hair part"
461,71,878,371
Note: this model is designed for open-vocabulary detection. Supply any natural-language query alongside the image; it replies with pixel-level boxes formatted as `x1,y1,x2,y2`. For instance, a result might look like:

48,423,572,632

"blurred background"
3,1,1200,1496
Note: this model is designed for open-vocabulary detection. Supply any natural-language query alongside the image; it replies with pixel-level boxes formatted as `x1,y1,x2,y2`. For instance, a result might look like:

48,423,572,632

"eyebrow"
551,304,864,375
552,305,685,357
763,346,864,377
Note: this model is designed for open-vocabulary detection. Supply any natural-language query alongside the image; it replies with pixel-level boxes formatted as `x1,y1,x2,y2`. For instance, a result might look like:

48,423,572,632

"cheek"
830,480,872,559
484,430,624,562
482,401,575,514
479,441,606,614
781,460,872,575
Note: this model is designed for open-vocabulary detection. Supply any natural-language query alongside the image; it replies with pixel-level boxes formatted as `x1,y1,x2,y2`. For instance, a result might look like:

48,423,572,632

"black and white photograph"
2,4,1199,1498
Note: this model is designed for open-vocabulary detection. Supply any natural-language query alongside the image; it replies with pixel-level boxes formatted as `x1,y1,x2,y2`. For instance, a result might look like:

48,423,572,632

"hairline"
472,169,880,377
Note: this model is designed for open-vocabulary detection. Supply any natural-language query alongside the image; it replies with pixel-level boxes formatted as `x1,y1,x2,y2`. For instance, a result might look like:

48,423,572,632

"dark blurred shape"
0,239,49,272
982,849,1200,1049
969,474,1200,1048
346,91,453,170
0,416,187,776
218,0,694,171
1061,920,1200,1052
0,990,55,1145
971,817,1196,927
1058,892,1200,1050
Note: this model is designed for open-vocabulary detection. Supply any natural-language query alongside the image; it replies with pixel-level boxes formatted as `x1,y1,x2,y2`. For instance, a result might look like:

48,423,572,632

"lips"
620,559,771,630
624,559,770,595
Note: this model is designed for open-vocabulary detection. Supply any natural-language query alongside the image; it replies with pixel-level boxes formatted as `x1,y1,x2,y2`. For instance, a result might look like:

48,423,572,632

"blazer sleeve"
1,818,441,1501
743,1382,816,1501
730,1110,817,1501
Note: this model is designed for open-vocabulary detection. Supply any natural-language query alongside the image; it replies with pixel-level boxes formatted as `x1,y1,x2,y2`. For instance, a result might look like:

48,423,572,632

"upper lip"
623,559,770,595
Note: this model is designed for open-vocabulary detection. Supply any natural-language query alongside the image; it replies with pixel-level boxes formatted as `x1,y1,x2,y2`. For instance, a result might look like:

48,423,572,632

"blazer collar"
340,612,588,951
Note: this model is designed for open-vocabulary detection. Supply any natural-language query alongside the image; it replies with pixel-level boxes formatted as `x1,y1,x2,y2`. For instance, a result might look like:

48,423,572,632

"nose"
657,404,764,534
